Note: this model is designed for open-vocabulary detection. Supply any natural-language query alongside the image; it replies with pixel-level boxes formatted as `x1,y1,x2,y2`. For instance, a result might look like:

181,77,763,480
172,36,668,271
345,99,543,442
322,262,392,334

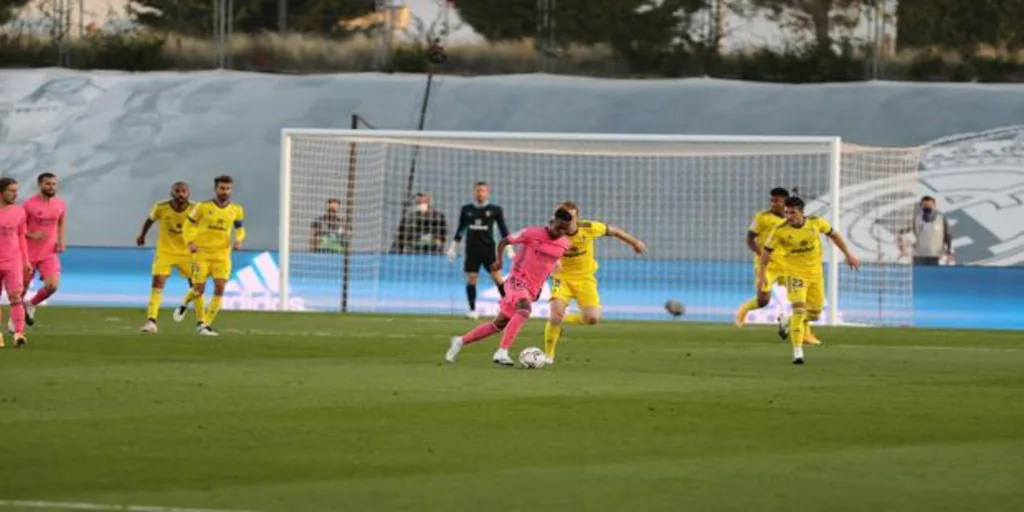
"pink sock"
499,310,530,350
10,303,25,334
31,287,54,306
462,321,501,345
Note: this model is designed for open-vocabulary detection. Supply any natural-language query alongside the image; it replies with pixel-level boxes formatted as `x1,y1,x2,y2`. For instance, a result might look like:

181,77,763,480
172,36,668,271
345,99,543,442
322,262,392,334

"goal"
278,129,923,327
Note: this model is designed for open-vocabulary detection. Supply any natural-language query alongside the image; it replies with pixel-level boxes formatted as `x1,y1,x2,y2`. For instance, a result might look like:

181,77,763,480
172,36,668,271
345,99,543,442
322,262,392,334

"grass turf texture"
2,307,1023,512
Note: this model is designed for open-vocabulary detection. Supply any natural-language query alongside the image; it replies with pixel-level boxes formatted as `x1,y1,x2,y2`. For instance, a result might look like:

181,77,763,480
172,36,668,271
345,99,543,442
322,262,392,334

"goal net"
279,130,923,326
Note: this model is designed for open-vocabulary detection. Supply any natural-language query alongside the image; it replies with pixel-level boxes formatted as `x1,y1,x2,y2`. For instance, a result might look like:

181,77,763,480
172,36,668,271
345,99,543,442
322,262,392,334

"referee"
446,182,512,319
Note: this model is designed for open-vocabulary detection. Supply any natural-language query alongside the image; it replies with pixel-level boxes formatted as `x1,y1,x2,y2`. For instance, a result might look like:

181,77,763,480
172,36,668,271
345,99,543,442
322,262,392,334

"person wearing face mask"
309,198,347,253
393,192,448,254
898,196,953,266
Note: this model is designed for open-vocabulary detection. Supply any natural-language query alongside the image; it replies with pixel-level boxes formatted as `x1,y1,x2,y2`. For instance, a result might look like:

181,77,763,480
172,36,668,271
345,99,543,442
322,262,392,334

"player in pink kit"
0,178,31,348
21,172,66,326
445,207,574,366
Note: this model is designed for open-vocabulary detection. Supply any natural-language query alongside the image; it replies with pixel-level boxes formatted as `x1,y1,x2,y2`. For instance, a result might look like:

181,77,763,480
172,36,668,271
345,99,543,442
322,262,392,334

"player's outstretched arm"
608,226,646,254
746,231,760,256
447,208,467,260
493,237,511,272
137,217,155,246
827,231,860,270
452,205,469,244
182,205,203,252
18,214,30,271
56,207,66,253
495,206,510,239
757,246,773,289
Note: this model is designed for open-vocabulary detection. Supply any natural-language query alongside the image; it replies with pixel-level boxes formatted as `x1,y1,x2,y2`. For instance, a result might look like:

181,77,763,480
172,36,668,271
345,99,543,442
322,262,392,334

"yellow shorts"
783,275,825,311
550,276,600,308
192,256,232,282
152,253,194,279
755,263,784,293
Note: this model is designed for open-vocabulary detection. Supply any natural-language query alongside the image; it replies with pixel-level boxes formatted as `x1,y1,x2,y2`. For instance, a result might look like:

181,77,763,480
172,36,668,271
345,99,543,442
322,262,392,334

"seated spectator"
394,192,448,254
310,198,348,253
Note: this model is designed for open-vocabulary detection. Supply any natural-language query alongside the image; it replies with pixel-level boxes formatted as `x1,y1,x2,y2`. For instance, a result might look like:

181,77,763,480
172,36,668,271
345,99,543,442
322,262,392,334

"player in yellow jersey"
734,188,815,338
176,175,246,336
137,182,195,333
543,201,647,364
761,196,859,364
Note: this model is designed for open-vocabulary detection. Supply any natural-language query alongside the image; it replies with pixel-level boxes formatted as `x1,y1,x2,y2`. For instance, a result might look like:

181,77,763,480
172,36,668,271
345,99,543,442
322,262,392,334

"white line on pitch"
830,344,1024,353
0,499,259,512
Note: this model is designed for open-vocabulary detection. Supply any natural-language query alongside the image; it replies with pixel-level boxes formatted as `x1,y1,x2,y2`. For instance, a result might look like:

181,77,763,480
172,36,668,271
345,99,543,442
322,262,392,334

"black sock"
497,282,506,298
466,284,477,311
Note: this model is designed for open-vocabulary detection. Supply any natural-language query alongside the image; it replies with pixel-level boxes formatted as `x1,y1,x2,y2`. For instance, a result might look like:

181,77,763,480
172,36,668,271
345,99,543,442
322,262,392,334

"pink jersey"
505,226,572,297
0,205,28,265
23,194,65,262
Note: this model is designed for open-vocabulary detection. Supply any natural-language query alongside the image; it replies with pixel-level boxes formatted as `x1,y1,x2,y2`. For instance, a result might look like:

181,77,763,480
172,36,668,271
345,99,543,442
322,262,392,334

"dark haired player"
137,182,195,333
0,177,29,348
445,208,574,366
761,196,859,364
177,175,246,336
446,182,511,319
735,188,800,333
19,172,66,327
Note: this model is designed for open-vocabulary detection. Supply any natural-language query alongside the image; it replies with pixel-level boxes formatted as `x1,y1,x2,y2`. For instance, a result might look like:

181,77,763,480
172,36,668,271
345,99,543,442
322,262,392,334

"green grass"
2,308,1023,511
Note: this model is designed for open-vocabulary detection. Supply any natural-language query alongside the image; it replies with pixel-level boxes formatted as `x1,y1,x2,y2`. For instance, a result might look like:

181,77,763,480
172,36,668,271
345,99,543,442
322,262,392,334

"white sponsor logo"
223,252,305,311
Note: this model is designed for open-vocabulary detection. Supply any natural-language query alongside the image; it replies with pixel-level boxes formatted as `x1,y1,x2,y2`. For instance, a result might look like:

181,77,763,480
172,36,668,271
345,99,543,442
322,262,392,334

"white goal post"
279,129,923,327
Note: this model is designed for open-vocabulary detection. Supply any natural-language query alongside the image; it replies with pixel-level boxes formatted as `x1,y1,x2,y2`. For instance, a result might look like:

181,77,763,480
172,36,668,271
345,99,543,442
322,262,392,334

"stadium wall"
1,69,1022,266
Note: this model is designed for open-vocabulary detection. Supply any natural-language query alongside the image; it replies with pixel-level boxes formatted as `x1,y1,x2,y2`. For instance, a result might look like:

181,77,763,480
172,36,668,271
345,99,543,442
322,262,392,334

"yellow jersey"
748,209,786,266
763,216,833,278
554,219,608,280
183,200,246,258
148,200,194,257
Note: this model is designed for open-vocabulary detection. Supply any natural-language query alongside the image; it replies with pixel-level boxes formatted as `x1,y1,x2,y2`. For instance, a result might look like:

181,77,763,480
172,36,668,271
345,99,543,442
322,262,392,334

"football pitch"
2,308,1023,512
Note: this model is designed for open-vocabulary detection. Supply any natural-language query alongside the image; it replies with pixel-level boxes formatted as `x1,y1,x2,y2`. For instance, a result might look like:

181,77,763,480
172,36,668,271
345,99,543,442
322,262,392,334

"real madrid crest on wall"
802,125,1024,267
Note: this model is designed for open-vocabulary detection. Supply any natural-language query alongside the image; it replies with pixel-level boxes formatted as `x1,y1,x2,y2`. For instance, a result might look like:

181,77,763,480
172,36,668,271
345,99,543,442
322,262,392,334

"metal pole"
342,114,360,313
404,71,434,201
212,0,220,68
278,0,287,33
374,0,393,70
536,0,545,72
442,0,450,43
227,0,234,69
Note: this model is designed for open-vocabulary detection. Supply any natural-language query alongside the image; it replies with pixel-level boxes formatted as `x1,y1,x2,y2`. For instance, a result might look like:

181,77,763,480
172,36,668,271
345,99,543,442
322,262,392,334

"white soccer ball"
518,347,548,369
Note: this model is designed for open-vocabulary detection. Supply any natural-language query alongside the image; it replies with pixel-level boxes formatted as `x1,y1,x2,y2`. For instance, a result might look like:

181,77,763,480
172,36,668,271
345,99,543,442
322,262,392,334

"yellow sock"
146,288,164,320
205,295,223,326
544,322,563,358
194,294,207,324
563,313,585,325
790,309,807,347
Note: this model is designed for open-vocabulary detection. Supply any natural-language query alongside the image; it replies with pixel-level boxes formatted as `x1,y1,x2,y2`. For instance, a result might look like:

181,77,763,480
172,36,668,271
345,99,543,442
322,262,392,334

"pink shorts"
0,262,24,297
29,254,61,281
499,275,536,318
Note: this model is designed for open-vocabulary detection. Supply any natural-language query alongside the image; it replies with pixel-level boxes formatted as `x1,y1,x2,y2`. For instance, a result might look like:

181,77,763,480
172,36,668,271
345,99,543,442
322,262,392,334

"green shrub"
1,30,1024,82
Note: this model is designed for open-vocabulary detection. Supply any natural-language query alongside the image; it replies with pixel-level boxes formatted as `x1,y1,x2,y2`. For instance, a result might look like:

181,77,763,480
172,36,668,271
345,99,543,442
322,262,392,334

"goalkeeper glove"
445,241,458,263
504,245,516,259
